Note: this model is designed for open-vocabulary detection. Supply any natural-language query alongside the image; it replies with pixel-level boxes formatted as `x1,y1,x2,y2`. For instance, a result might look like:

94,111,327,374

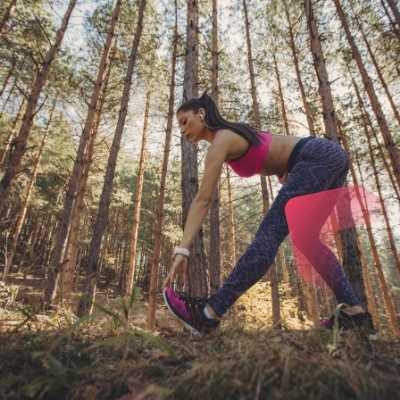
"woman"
162,92,373,336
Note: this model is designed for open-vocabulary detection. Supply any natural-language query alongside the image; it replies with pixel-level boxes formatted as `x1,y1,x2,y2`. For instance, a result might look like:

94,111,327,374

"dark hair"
177,92,261,145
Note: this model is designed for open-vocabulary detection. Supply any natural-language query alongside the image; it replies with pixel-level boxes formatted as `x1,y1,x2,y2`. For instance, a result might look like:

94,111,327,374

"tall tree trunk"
385,0,400,27
350,74,400,201
0,57,16,98
305,0,366,306
2,101,55,281
305,0,339,140
57,48,115,302
0,0,77,211
361,111,400,277
352,8,400,127
273,53,290,136
1,76,18,113
127,90,150,297
0,0,17,36
147,3,178,330
209,0,221,295
353,149,400,337
226,166,237,266
282,0,316,135
45,0,122,306
77,0,146,316
243,0,281,326
340,123,397,336
380,0,400,39
333,0,400,186
181,0,208,297
0,97,25,168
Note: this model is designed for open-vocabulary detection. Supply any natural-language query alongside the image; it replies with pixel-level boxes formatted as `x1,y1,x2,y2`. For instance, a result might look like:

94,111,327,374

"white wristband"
173,246,190,258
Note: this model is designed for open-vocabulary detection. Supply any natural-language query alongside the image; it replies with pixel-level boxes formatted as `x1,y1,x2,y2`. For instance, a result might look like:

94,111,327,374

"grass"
0,282,399,400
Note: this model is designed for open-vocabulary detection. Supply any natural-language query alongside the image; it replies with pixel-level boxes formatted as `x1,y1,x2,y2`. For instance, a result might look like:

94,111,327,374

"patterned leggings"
207,136,361,318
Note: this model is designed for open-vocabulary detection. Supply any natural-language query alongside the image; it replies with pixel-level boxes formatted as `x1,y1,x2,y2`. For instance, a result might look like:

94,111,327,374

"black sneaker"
321,309,376,335
163,287,220,336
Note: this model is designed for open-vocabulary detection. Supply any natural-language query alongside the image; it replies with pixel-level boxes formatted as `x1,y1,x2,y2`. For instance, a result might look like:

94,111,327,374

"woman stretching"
162,92,374,336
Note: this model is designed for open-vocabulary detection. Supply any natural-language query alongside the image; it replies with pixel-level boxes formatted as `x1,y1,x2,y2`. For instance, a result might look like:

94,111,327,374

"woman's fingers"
163,256,188,290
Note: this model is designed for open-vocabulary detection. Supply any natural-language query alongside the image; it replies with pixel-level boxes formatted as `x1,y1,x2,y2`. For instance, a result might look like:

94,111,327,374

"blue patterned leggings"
207,136,361,318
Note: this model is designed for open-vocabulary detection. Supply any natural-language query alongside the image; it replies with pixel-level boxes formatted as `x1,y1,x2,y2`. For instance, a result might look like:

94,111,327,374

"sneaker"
162,287,220,336
320,309,376,335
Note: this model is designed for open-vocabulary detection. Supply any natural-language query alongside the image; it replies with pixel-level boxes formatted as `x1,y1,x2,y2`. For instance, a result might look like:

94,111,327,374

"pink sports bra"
225,131,272,177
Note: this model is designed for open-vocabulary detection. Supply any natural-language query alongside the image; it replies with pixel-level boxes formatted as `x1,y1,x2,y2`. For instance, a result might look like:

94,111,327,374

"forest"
0,0,399,399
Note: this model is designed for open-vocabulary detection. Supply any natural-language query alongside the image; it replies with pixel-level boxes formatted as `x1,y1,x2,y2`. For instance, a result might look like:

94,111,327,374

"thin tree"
45,0,122,306
0,0,17,36
59,50,115,300
385,0,400,27
0,98,25,167
349,72,400,200
305,0,367,306
127,90,151,296
352,146,400,337
2,100,55,281
350,4,400,127
0,57,16,98
209,0,221,295
333,0,400,187
282,0,315,135
181,0,209,297
78,0,147,316
243,0,281,326
147,0,178,330
0,0,77,212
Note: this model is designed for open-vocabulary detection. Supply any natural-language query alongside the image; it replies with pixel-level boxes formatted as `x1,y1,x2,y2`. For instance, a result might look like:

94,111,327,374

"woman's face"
176,109,205,143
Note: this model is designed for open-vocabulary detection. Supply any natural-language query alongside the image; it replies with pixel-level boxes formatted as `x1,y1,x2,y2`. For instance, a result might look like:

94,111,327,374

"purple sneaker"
162,288,220,336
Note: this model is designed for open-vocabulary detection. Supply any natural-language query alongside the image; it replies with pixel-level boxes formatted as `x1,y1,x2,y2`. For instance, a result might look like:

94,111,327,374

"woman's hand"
162,254,189,289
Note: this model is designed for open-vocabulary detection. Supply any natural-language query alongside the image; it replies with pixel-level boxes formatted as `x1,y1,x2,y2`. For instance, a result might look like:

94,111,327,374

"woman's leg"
207,137,360,318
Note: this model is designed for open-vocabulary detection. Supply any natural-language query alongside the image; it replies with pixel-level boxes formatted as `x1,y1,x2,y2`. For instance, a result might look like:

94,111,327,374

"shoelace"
175,291,208,325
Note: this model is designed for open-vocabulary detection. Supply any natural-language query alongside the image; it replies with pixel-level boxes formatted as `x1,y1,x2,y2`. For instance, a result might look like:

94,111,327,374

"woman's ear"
199,107,206,119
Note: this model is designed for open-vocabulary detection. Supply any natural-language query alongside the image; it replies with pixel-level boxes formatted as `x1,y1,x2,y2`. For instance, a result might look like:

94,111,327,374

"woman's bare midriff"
260,133,302,176
223,130,302,177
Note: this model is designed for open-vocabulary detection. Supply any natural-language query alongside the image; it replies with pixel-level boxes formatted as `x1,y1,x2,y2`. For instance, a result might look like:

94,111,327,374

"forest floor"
1,277,400,400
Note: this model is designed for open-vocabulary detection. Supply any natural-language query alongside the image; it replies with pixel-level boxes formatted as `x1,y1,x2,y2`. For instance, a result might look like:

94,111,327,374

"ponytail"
177,92,261,145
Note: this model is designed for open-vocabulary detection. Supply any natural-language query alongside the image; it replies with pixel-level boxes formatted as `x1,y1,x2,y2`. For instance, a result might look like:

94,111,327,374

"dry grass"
0,281,399,400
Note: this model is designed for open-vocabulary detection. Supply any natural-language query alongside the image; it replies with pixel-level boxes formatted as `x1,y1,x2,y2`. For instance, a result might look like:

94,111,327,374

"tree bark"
0,97,25,168
305,0,367,307
0,57,16,98
305,0,339,140
282,0,316,135
0,0,17,36
351,3,400,128
333,0,400,186
181,0,208,297
45,0,122,306
273,53,290,136
127,90,150,296
147,1,178,330
353,148,400,337
78,0,146,316
209,0,221,295
243,0,281,326
0,0,77,211
350,74,400,201
2,101,55,281
385,0,400,27
57,47,115,302
361,109,400,277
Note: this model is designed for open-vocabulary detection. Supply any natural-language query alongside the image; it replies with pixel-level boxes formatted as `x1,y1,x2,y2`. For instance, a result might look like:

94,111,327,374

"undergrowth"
0,283,399,400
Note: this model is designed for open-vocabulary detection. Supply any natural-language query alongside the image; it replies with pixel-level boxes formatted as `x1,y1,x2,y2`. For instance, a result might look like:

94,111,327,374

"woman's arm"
179,137,230,250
